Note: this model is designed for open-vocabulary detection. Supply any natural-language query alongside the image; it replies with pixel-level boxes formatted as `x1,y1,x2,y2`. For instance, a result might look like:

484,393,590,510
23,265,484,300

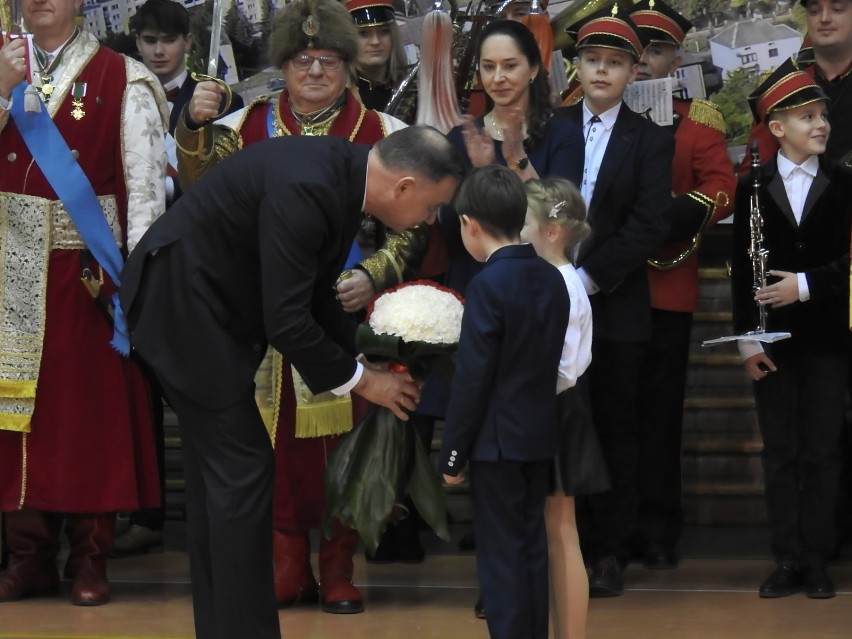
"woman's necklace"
33,28,80,104
487,112,504,141
488,111,528,143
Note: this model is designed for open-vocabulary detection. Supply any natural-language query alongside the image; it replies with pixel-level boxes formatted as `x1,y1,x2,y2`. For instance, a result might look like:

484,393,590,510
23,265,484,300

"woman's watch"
510,156,529,171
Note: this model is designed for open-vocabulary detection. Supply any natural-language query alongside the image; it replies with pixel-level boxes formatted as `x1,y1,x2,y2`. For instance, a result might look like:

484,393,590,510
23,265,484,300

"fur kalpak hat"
268,0,359,67
566,4,648,61
344,0,395,26
628,0,693,47
747,57,828,123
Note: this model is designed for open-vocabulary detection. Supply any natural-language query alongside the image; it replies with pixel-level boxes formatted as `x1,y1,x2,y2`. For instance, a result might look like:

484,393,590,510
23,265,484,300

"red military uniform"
0,30,165,605
648,98,736,311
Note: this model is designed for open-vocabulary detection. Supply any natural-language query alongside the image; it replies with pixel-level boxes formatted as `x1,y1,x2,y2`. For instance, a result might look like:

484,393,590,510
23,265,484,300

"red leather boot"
0,510,60,601
319,520,364,614
273,529,318,607
66,514,114,606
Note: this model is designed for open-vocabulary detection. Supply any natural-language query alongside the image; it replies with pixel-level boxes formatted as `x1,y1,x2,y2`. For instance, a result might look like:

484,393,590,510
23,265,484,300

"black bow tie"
165,86,180,102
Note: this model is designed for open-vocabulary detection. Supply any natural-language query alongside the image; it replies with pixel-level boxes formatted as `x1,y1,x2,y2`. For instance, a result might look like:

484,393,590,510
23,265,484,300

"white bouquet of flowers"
324,281,464,551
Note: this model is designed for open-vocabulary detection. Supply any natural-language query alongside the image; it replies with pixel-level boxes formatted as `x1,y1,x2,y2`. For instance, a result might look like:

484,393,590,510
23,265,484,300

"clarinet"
747,141,770,334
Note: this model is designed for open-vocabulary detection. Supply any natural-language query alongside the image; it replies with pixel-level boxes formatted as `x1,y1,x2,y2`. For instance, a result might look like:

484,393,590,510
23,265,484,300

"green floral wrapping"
322,323,456,552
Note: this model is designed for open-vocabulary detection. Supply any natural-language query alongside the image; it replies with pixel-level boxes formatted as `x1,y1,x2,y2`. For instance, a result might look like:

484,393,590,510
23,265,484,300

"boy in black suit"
733,59,851,599
440,165,570,639
556,6,673,596
132,0,243,202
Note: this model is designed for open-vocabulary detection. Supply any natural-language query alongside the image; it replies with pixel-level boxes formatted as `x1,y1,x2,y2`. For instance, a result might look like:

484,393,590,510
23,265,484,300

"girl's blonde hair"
524,178,590,261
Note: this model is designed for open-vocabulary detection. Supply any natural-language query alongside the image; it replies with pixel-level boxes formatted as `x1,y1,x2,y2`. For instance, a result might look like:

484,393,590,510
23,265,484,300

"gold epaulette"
687,99,726,135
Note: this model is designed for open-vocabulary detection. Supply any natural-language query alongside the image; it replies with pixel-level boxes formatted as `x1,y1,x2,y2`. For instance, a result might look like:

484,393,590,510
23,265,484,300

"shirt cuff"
165,176,175,204
738,339,764,361
0,95,11,111
331,361,363,396
797,272,809,302
576,267,599,295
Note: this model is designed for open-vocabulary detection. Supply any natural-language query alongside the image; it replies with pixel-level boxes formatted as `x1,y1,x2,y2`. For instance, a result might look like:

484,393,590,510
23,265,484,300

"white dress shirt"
556,263,593,394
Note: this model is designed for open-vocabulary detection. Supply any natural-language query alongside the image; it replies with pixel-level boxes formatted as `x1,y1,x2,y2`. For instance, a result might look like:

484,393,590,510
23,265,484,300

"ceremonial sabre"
190,0,233,118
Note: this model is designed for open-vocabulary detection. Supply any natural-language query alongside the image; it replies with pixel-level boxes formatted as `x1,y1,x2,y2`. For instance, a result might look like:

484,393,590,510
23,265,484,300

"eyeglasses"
290,54,343,71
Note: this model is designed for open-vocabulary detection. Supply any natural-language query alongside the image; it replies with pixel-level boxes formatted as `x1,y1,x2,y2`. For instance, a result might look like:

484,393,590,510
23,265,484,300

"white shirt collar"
776,151,819,181
163,69,188,93
582,100,621,130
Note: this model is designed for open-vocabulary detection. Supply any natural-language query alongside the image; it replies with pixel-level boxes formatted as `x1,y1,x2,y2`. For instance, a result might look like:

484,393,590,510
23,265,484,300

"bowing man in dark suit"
440,166,570,639
119,126,464,639
555,6,673,597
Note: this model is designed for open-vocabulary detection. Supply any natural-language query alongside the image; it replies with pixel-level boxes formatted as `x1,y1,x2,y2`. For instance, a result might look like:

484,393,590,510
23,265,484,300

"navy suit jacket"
556,101,674,342
438,244,569,475
120,136,367,409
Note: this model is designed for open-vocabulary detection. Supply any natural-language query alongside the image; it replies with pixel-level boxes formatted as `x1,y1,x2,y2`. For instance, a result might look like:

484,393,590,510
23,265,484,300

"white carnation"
369,285,464,344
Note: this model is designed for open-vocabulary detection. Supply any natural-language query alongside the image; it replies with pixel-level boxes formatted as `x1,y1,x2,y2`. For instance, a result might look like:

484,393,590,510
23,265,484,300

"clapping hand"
461,115,496,167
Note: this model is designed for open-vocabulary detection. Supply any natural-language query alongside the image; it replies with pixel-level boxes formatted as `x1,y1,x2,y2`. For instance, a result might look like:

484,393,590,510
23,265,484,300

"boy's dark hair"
375,125,467,184
454,165,527,239
131,0,191,36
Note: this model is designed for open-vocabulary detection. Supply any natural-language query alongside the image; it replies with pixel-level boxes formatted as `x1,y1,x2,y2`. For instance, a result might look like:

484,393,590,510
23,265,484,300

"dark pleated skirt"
550,375,611,496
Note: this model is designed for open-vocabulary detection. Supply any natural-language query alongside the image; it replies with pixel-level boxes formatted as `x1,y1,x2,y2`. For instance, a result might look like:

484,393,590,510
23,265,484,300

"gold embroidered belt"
0,192,120,432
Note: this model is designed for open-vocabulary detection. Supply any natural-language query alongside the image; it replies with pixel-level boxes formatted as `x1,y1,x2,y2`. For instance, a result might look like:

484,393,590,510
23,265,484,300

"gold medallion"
41,83,53,96
302,15,320,37
71,99,85,121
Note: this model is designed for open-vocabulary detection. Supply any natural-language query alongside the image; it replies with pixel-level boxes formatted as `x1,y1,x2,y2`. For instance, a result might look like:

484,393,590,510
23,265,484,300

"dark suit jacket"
120,136,368,409
731,157,851,348
438,244,570,474
556,101,674,342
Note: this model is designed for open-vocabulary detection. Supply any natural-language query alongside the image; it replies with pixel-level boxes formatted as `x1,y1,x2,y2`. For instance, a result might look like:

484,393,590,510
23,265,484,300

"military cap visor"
747,61,829,122
628,0,692,46
567,8,647,60
345,0,396,26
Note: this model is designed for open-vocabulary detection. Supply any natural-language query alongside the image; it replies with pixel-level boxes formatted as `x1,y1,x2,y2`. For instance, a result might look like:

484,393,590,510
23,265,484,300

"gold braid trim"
688,99,726,135
358,225,431,292
175,107,246,189
648,191,716,270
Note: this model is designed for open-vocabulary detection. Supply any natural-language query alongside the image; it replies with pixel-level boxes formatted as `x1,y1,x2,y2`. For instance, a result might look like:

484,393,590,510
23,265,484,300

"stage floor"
1,525,850,639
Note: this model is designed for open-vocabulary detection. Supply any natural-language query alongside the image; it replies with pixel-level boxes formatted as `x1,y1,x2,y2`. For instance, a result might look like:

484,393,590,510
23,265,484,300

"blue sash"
9,81,130,355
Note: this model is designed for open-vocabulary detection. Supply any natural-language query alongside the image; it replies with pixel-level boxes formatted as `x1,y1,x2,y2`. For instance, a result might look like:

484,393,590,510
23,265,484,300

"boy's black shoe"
474,596,485,619
758,564,803,598
804,563,835,599
643,544,678,570
589,555,624,597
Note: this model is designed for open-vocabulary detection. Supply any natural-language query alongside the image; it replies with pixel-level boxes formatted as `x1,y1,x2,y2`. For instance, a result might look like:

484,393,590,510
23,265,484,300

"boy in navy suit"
733,59,851,599
556,5,673,596
440,165,570,639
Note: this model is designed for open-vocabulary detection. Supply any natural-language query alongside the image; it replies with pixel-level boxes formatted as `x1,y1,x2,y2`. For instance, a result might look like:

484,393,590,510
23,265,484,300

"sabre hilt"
190,72,233,120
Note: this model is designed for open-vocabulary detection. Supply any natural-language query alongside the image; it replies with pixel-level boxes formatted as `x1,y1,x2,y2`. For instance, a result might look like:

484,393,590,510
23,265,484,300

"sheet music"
624,77,673,126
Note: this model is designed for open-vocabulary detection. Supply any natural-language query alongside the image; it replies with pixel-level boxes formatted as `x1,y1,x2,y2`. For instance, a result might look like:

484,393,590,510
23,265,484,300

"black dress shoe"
804,563,835,599
643,544,678,570
589,555,624,598
759,564,803,598
474,596,485,619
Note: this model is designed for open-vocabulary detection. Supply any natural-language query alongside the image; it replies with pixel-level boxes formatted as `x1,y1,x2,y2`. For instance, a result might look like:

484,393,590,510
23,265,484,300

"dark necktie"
585,115,601,144
165,86,180,102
